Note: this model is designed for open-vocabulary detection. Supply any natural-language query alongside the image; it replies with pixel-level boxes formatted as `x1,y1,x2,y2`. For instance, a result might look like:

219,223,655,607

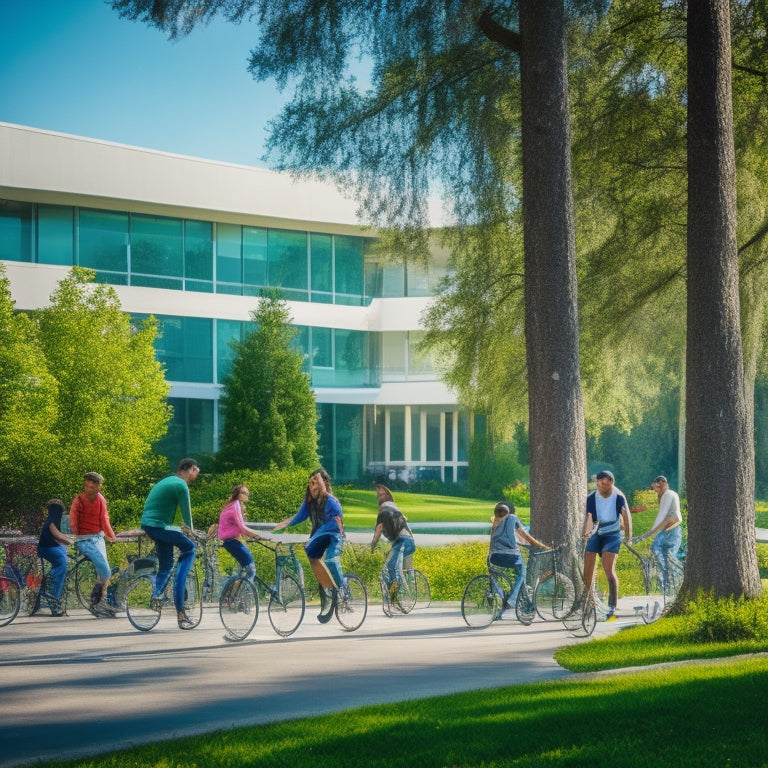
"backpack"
380,502,409,541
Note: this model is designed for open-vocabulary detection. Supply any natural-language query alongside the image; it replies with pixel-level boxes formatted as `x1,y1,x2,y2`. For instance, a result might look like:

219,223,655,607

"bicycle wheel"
219,577,259,641
582,599,597,636
74,558,98,611
336,573,367,632
182,568,203,628
268,569,305,637
411,569,431,609
515,582,535,626
395,570,417,615
561,593,585,633
126,574,161,631
461,574,501,629
534,571,576,620
17,554,43,615
0,575,21,627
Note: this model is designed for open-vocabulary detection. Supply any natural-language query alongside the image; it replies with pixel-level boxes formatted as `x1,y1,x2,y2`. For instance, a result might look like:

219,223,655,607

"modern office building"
0,122,471,483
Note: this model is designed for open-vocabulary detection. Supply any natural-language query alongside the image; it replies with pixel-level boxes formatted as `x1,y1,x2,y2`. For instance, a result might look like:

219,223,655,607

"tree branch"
478,9,521,53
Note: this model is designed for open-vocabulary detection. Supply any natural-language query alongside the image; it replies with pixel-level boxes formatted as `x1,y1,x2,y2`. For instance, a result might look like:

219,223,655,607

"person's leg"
77,536,112,609
601,551,619,614
142,526,175,599
41,545,69,600
651,533,668,590
171,534,197,613
222,539,256,581
306,533,338,622
387,537,405,591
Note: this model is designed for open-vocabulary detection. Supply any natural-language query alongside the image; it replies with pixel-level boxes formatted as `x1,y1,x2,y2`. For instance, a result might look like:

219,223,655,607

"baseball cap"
595,470,615,481
653,475,668,484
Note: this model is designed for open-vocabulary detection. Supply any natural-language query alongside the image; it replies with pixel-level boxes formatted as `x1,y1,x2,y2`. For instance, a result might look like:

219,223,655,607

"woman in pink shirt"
218,485,264,581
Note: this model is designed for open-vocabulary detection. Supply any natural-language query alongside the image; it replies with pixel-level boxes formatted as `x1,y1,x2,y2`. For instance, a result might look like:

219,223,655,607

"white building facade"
0,123,472,483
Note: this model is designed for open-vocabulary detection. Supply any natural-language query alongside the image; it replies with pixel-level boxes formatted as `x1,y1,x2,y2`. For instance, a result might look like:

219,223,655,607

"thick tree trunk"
519,0,587,548
685,0,761,598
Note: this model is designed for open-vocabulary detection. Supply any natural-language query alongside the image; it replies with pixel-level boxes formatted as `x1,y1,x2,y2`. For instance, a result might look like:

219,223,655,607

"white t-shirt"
651,489,682,530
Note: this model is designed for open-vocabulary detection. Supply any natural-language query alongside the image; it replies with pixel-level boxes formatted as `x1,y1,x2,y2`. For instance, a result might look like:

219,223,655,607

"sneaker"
94,600,118,618
317,587,337,623
604,609,617,622
150,594,165,612
50,598,66,617
177,610,196,629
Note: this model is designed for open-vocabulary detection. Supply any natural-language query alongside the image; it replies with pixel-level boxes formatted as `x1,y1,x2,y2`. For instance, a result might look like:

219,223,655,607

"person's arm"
620,502,632,542
635,496,674,542
273,502,308,533
69,498,80,535
517,525,547,550
100,497,117,542
235,504,261,539
581,510,594,539
178,482,194,532
370,522,384,550
49,522,73,547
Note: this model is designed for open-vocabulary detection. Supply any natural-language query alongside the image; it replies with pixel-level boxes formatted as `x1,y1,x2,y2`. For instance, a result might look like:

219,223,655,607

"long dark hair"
305,468,332,531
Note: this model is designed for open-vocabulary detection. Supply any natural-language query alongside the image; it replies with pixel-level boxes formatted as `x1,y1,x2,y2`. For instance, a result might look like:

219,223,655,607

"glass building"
0,122,471,483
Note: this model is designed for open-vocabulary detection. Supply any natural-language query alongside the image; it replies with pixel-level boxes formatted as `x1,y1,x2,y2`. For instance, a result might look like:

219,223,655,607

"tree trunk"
685,0,761,598
519,0,587,548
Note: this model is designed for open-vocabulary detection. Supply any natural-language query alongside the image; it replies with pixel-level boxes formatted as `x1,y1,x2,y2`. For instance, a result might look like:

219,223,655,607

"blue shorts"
304,531,342,561
585,530,622,556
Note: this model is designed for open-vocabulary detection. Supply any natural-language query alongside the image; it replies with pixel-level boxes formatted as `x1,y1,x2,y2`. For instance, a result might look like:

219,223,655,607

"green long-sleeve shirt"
141,475,192,529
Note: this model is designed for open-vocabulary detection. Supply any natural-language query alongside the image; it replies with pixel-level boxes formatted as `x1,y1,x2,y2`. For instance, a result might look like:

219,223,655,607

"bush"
503,481,530,508
681,591,768,643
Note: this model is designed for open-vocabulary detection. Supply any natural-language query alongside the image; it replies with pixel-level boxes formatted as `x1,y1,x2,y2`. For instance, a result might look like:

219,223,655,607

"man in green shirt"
141,458,200,629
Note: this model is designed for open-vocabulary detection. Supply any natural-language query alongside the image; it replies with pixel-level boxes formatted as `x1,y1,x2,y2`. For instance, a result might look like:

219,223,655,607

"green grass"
44,656,768,768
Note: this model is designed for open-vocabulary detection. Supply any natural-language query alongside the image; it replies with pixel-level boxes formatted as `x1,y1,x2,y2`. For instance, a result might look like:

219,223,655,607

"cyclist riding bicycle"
370,484,414,604
140,458,200,629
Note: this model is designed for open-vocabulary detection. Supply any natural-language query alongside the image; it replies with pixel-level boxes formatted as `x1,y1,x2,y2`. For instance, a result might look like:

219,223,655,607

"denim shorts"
76,534,112,580
585,530,622,556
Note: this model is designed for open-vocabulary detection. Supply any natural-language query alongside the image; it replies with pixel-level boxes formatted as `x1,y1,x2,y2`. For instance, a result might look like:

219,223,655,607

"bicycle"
461,557,528,629
333,535,368,632
219,538,306,641
124,529,202,632
525,543,578,622
197,524,227,604
624,538,684,623
376,546,430,616
561,587,599,637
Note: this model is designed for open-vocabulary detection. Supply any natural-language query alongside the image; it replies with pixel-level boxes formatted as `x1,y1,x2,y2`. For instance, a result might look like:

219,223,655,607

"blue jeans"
222,539,256,580
384,535,416,587
38,545,68,599
651,527,682,591
305,531,343,588
75,534,111,581
142,526,197,612
489,553,525,606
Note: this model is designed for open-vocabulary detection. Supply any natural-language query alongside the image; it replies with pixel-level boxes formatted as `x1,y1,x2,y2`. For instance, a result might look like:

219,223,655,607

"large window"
141,315,213,383
130,214,183,289
0,200,33,262
310,232,332,303
184,220,213,292
38,204,73,265
335,235,364,305
79,209,128,275
216,223,242,294
269,229,308,301
243,226,267,296
156,397,215,460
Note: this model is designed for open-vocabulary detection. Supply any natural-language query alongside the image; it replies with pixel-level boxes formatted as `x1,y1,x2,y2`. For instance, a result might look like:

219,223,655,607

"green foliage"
682,591,768,644
218,291,318,472
503,480,530,507
467,431,528,500
0,267,169,527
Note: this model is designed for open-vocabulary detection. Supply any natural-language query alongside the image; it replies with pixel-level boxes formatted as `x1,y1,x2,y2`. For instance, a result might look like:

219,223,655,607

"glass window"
407,331,433,377
268,229,308,300
382,332,406,379
37,204,73,265
0,200,33,262
311,327,333,369
411,409,422,461
389,407,405,462
444,412,454,461
367,405,386,463
458,411,470,462
185,220,213,291
131,213,183,281
381,261,406,298
334,235,364,302
216,223,242,292
426,411,441,461
79,209,128,274
216,319,244,383
155,397,215,460
407,261,429,296
335,329,365,377
145,315,213,383
310,232,332,300
243,226,267,295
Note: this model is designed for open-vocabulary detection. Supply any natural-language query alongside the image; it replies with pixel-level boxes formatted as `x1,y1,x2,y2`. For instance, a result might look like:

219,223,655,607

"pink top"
218,499,251,540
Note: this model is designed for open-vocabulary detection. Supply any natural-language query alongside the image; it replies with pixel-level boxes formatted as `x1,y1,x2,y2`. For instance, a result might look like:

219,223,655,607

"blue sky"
0,0,288,167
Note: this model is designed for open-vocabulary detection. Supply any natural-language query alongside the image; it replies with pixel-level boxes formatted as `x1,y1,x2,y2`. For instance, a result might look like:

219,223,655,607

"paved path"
0,598,639,767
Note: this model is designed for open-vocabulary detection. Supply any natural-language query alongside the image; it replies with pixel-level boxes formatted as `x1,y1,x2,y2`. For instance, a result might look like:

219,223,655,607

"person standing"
634,475,683,593
370,484,415,610
581,470,632,622
218,484,264,581
140,458,200,629
37,499,73,616
69,471,118,617
274,468,343,623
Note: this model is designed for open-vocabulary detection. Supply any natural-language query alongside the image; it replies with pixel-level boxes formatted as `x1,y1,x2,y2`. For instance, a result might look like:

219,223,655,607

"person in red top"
69,471,118,616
